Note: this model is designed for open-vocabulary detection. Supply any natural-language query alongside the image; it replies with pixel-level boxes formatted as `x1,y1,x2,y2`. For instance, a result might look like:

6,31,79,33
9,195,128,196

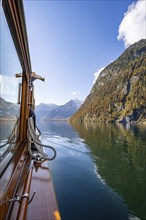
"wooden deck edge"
26,160,61,220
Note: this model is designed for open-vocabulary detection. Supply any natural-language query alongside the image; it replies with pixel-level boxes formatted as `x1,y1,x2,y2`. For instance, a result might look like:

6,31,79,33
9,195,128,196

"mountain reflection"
71,122,146,220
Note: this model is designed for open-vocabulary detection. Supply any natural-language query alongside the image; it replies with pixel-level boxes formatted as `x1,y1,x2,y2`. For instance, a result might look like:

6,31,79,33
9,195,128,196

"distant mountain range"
0,97,19,119
71,39,146,124
35,103,57,119
0,97,82,121
35,99,83,120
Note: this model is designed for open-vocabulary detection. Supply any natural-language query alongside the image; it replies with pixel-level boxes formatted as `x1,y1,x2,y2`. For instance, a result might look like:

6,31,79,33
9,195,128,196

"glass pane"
0,6,22,158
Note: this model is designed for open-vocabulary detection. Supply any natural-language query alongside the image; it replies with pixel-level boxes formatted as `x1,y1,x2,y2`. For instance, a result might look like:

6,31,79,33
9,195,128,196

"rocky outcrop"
70,39,146,124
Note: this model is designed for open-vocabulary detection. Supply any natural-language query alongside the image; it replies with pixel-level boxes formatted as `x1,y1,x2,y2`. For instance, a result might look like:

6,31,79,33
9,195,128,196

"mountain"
70,39,146,124
0,97,82,120
35,103,58,119
43,99,83,120
0,97,19,119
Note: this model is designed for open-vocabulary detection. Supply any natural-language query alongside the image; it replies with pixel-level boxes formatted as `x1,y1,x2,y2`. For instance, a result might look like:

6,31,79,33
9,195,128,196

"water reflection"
37,120,146,220
0,6,21,156
71,122,146,220
0,121,18,158
0,122,16,141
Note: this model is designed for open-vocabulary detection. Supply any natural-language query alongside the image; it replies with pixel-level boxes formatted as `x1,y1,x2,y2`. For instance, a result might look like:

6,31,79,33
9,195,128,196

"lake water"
37,120,146,220
0,121,145,219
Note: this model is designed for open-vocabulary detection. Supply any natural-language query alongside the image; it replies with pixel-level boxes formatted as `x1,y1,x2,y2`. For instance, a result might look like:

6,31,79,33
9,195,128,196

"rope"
27,117,56,162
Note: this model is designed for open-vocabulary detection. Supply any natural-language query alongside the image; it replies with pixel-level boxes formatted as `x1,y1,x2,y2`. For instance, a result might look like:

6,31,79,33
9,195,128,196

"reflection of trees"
71,122,146,220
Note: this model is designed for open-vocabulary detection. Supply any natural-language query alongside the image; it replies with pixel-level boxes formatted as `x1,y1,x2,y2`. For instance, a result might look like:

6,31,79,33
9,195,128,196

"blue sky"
24,0,146,105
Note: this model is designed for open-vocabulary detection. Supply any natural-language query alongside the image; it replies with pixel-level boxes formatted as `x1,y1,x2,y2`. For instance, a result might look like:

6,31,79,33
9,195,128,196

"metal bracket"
32,153,45,164
3,191,36,207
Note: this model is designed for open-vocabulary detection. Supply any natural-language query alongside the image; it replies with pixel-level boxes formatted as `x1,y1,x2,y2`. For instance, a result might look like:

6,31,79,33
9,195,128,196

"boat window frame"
0,0,32,177
2,0,32,140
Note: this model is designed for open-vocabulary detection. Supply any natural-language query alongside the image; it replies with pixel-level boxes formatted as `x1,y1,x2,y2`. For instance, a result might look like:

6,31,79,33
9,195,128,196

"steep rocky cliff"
71,39,146,123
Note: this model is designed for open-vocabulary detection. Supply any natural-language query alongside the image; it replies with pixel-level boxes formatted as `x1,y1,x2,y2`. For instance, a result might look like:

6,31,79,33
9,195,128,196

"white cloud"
71,91,77,95
93,67,104,84
71,91,81,96
117,0,146,47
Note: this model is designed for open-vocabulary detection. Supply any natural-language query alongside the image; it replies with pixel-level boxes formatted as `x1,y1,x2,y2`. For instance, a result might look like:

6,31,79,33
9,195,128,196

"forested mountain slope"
71,39,146,123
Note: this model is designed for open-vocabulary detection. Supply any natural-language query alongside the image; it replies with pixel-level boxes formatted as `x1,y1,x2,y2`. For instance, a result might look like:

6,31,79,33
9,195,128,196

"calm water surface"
37,121,146,220
1,121,145,220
